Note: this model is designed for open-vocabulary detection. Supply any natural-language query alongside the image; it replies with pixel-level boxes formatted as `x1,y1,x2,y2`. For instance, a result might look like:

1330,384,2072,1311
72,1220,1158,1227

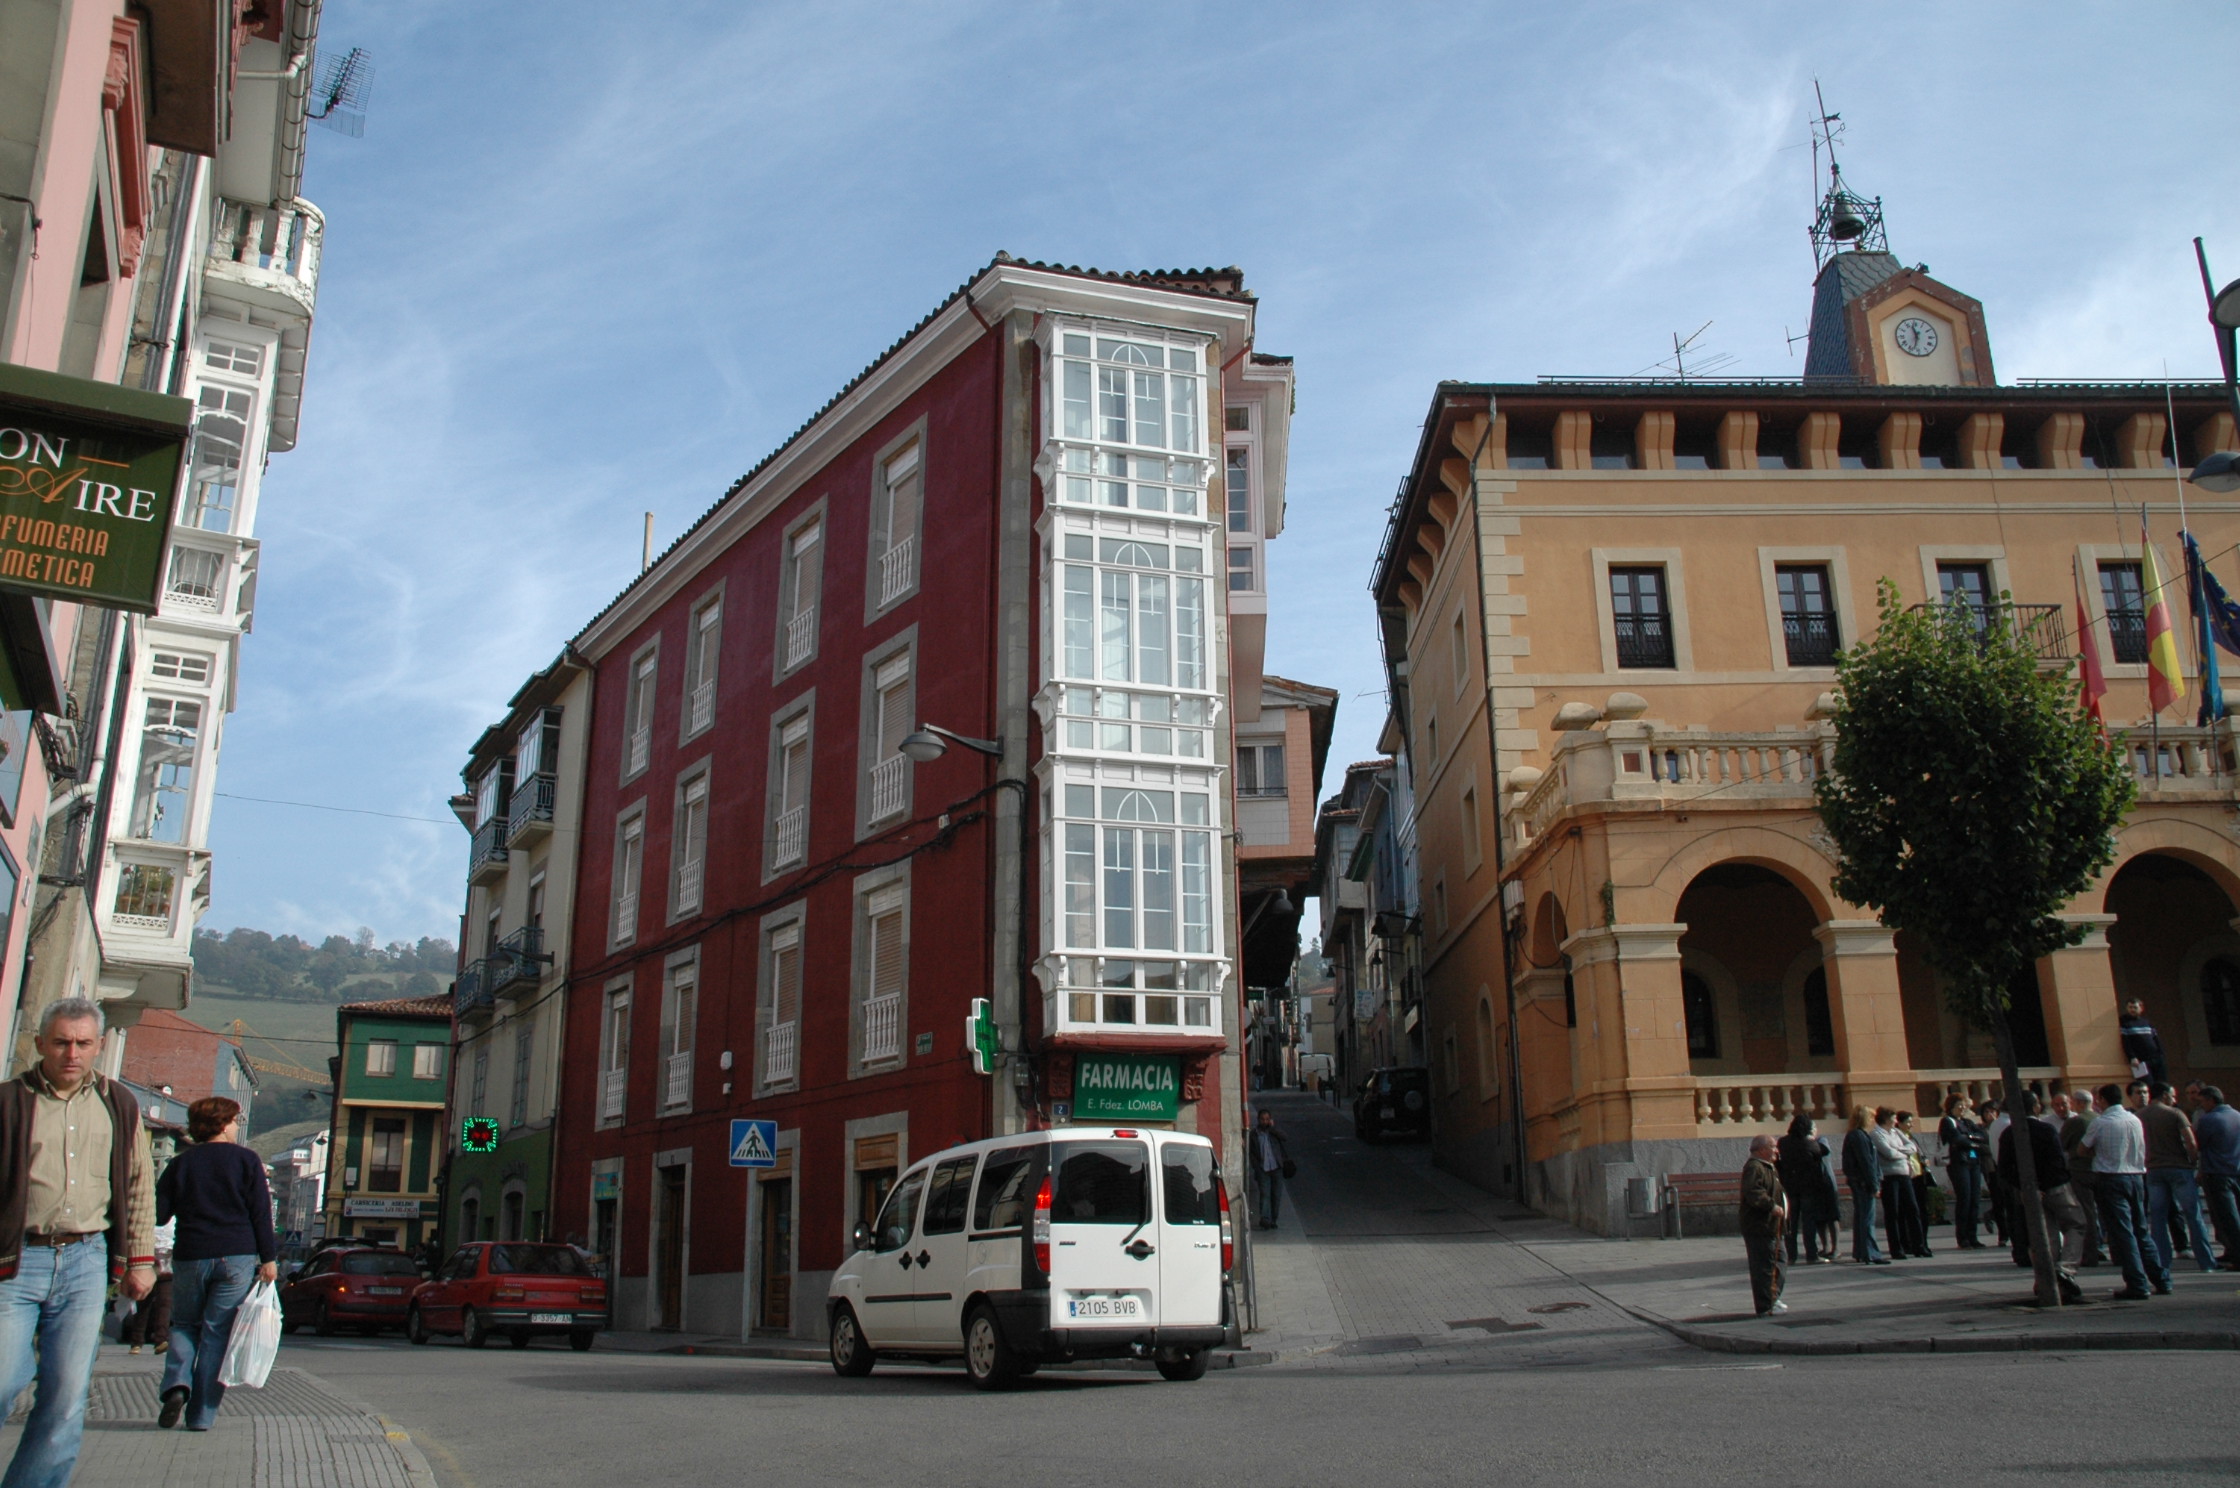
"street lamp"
2188,239,2240,491
899,724,1003,763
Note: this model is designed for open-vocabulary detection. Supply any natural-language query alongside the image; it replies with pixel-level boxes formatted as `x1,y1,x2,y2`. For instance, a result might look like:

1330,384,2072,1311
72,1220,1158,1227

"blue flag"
2184,531,2228,725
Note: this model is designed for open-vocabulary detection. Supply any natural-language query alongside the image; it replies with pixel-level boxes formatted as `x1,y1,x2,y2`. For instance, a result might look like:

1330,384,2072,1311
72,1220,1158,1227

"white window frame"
1589,548,1694,674
598,978,631,1127
611,808,646,948
853,869,911,1073
682,586,723,742
621,640,659,782
859,632,916,837
411,1043,445,1081
660,951,697,1113
775,503,827,681
670,767,710,922
365,1039,397,1078
868,423,925,616
759,908,806,1093
766,699,813,878
1756,546,1858,676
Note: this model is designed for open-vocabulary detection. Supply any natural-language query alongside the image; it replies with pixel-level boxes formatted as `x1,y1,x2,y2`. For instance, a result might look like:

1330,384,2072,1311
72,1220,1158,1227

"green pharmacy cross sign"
966,997,998,1076
1072,1054,1181,1123
460,1116,501,1154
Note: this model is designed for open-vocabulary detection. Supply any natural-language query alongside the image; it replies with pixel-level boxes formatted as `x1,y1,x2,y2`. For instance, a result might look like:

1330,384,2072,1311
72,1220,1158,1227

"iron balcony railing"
1613,615,1675,669
1782,612,1840,667
507,773,555,843
468,817,509,878
455,960,492,1014
486,926,545,996
2104,607,2147,665
1908,600,2068,661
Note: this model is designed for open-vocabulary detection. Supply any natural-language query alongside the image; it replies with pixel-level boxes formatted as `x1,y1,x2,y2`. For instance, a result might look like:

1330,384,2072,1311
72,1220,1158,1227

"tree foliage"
1815,583,2134,1019
191,926,457,1002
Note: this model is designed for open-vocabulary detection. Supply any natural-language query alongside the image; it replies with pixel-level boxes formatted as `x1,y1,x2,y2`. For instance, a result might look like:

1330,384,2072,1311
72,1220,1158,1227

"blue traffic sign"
728,1118,778,1168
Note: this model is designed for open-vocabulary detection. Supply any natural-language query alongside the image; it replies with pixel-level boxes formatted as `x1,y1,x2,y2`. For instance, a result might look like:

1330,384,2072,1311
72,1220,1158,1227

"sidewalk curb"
378,1415,442,1488
658,1341,828,1361
1627,1309,2240,1357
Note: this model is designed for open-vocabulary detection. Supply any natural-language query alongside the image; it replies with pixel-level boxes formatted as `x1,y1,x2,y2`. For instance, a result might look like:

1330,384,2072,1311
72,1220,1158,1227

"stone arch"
1635,823,1843,926
1673,861,1827,1079
2103,847,2240,1084
2093,818,2240,914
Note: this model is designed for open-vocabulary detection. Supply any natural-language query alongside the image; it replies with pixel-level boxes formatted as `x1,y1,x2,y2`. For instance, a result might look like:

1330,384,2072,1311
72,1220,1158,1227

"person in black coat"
1841,1107,1889,1264
155,1097,277,1431
1776,1116,1837,1264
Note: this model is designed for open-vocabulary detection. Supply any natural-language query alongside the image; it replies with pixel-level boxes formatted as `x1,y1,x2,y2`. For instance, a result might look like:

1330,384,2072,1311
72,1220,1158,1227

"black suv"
1353,1067,1432,1142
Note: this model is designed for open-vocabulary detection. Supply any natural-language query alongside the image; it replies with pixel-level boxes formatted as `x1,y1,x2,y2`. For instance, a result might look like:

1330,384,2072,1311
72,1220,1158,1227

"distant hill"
191,926,454,1004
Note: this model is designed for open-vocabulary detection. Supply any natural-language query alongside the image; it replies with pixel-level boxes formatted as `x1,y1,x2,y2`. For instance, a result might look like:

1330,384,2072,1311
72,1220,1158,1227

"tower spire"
1808,82,1887,269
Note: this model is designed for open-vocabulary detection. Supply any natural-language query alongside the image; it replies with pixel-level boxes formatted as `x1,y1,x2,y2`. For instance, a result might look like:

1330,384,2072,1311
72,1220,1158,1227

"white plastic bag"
218,1280,281,1389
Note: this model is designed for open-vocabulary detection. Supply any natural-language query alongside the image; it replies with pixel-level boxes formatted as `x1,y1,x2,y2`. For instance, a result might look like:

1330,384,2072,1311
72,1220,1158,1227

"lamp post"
899,724,1032,1120
2187,239,2240,493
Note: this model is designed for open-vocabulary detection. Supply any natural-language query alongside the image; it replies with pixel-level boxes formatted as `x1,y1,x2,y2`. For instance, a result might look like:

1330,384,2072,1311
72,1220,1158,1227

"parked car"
1353,1066,1432,1142
407,1241,607,1351
826,1126,1233,1390
279,1247,424,1336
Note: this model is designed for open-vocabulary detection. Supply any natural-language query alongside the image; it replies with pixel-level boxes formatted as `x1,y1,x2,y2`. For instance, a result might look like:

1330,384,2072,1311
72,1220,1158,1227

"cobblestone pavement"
1238,1090,1692,1371
0,1347,436,1487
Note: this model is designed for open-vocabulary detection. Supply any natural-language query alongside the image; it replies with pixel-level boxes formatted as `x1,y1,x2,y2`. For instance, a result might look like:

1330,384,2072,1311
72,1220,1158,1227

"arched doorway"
2106,852,2240,1087
1675,864,1831,1076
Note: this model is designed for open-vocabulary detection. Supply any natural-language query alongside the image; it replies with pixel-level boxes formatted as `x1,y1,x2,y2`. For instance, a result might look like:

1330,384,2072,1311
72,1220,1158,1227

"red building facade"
548,260,1286,1336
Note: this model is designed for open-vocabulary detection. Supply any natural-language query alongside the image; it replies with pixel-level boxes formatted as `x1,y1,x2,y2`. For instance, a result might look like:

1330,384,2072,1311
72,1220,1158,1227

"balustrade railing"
626,728,650,777
785,607,816,669
599,1068,626,1120
675,857,703,915
869,755,907,823
688,681,715,736
878,537,916,606
664,1051,692,1109
209,198,323,295
771,807,806,868
862,995,901,1062
765,1021,797,1084
1511,723,1834,848
1691,1076,1848,1127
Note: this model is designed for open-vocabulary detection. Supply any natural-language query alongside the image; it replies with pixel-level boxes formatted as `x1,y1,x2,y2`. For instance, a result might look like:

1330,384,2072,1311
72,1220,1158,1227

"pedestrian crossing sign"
728,1119,778,1168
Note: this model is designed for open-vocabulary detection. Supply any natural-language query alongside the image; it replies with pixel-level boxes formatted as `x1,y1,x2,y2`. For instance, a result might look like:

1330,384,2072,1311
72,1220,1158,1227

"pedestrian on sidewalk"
122,1217,175,1354
2059,1094,2106,1265
1994,1093,2087,1304
2080,1082,2167,1301
2142,1083,2218,1276
2193,1085,2240,1269
0,998,157,1488
2120,1000,2167,1088
1775,1116,1836,1264
1872,1107,1928,1259
1898,1112,1934,1242
1842,1107,1888,1264
1740,1136,1788,1316
1939,1095,1989,1249
1250,1108,1291,1231
157,1096,279,1431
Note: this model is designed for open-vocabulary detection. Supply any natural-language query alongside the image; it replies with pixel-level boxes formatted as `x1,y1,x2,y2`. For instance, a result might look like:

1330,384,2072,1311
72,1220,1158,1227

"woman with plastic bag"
155,1097,277,1431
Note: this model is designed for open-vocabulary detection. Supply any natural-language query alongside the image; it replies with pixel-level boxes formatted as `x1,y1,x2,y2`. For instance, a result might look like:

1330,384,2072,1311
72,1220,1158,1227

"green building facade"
323,995,454,1252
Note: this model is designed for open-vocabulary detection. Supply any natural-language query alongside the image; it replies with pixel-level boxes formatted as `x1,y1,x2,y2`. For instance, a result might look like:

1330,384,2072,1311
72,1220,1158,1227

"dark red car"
408,1242,606,1351
279,1248,424,1335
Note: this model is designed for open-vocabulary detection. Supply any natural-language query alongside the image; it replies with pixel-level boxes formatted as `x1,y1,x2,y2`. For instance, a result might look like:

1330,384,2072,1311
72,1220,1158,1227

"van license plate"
530,1312,571,1324
1066,1296,1140,1319
369,1287,404,1296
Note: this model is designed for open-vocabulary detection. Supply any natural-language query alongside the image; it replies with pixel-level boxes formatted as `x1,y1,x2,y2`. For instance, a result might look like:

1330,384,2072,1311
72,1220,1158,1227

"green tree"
1814,583,2135,1308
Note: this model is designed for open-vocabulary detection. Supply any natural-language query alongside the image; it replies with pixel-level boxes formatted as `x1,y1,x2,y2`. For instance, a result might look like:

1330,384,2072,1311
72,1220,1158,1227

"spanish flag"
2143,526,2186,714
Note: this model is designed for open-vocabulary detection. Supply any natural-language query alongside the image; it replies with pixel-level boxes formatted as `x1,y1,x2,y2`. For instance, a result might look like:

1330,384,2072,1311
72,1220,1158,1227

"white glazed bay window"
1040,320,1228,1039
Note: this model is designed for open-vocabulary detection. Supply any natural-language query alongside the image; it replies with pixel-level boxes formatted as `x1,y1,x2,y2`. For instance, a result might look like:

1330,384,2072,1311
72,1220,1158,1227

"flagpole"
2146,504,2162,788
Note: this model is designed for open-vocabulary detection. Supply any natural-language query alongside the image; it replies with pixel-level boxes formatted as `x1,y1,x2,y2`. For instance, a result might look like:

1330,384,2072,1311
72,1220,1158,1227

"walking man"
2143,1083,2218,1275
2194,1085,2240,1269
0,998,157,1487
2080,1082,2168,1300
1741,1136,1788,1316
1251,1108,1290,1231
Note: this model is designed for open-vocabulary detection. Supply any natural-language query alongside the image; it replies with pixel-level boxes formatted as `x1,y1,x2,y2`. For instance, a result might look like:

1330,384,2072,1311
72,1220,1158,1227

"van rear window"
1051,1141,1148,1225
340,1252,421,1277
972,1146,1043,1231
1160,1144,1219,1225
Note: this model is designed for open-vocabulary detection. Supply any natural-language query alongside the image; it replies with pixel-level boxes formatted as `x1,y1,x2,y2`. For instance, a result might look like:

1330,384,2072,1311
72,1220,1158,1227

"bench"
1661,1172,1856,1238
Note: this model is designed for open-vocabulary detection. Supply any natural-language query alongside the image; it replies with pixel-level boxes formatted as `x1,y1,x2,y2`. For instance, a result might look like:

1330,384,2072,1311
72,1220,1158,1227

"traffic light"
967,998,998,1076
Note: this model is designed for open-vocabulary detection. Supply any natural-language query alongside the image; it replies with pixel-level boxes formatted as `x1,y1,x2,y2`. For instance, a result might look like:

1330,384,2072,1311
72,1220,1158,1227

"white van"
826,1126,1233,1389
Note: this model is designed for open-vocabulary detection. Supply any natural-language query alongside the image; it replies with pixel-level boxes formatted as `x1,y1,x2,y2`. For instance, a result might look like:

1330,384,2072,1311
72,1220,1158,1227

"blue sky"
216,1,2240,944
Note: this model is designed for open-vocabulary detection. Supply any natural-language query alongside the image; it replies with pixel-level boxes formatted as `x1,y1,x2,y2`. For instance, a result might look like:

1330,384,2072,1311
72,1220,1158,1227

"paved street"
24,1092,2235,1486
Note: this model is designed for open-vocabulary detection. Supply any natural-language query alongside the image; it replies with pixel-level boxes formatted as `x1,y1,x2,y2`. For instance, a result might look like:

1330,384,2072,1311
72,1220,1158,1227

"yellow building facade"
1376,249,2240,1232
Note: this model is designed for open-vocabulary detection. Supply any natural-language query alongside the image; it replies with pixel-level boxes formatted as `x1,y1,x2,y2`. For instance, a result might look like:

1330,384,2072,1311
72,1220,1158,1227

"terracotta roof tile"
338,994,454,1019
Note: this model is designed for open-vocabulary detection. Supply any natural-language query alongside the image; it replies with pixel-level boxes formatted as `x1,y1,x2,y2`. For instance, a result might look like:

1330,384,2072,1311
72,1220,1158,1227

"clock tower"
1800,156,1994,387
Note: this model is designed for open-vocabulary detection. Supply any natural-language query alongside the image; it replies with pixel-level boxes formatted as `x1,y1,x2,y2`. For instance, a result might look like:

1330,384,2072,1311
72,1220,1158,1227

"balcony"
1612,614,1674,670
2121,722,2240,798
1906,600,2068,664
487,926,545,996
862,994,901,1063
455,960,493,1015
599,1068,626,1121
784,607,816,669
1692,1076,1848,1130
1781,612,1840,667
625,728,650,777
868,755,907,824
2105,608,2147,665
688,681,715,736
771,806,806,869
203,198,322,452
507,773,555,847
1511,722,1833,849
468,817,509,885
675,857,703,916
765,1020,797,1085
878,536,916,606
664,1051,692,1110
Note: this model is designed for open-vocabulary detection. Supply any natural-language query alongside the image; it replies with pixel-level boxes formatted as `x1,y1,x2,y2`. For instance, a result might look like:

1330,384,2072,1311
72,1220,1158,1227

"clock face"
1894,316,1940,357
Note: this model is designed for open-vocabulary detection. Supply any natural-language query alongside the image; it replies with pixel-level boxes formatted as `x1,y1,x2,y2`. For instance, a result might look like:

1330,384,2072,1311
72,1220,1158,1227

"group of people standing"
0,998,278,1488
1737,1076,2240,1317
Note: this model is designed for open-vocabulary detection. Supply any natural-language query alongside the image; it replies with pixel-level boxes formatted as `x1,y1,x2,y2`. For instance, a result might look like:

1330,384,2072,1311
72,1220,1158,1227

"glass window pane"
1182,831,1212,954
1063,566,1094,678
1064,824,1096,946
1161,1144,1219,1224
1133,370,1165,447
1141,832,1175,951
1102,829,1135,947
1175,578,1205,690
1051,1141,1148,1225
1137,576,1170,686
1099,367,1129,443
1169,373,1199,453
1100,571,1132,681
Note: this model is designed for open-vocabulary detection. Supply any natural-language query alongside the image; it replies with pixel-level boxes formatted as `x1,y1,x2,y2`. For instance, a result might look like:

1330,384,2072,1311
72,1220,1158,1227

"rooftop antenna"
1633,321,1736,381
308,46,375,138
1783,326,1811,358
1807,80,1885,269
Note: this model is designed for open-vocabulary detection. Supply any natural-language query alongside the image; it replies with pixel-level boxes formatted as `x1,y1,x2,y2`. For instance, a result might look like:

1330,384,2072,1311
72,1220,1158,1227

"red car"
408,1242,606,1351
280,1248,425,1336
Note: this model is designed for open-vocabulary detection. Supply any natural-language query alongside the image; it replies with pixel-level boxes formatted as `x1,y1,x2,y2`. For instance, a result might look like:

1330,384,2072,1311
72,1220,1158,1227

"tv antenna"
1806,80,1884,268
1638,321,1736,382
1783,325,1810,358
308,47,375,138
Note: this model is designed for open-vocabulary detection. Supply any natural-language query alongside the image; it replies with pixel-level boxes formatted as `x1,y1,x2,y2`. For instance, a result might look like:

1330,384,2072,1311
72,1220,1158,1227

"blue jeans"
2146,1169,2218,1275
1253,1165,1282,1226
1851,1186,1883,1260
1947,1162,1983,1246
2202,1172,2240,1263
2095,1173,2170,1295
162,1255,257,1430
0,1239,110,1488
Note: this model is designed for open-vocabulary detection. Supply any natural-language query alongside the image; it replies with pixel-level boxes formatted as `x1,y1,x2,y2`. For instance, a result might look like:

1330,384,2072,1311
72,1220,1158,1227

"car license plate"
369,1286,404,1296
530,1312,571,1324
1381,1106,1395,1119
1066,1295,1140,1319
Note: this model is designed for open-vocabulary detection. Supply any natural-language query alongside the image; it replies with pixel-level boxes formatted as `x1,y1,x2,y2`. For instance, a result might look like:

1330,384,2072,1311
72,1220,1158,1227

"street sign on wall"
729,1118,778,1168
1072,1054,1181,1123
0,364,192,613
